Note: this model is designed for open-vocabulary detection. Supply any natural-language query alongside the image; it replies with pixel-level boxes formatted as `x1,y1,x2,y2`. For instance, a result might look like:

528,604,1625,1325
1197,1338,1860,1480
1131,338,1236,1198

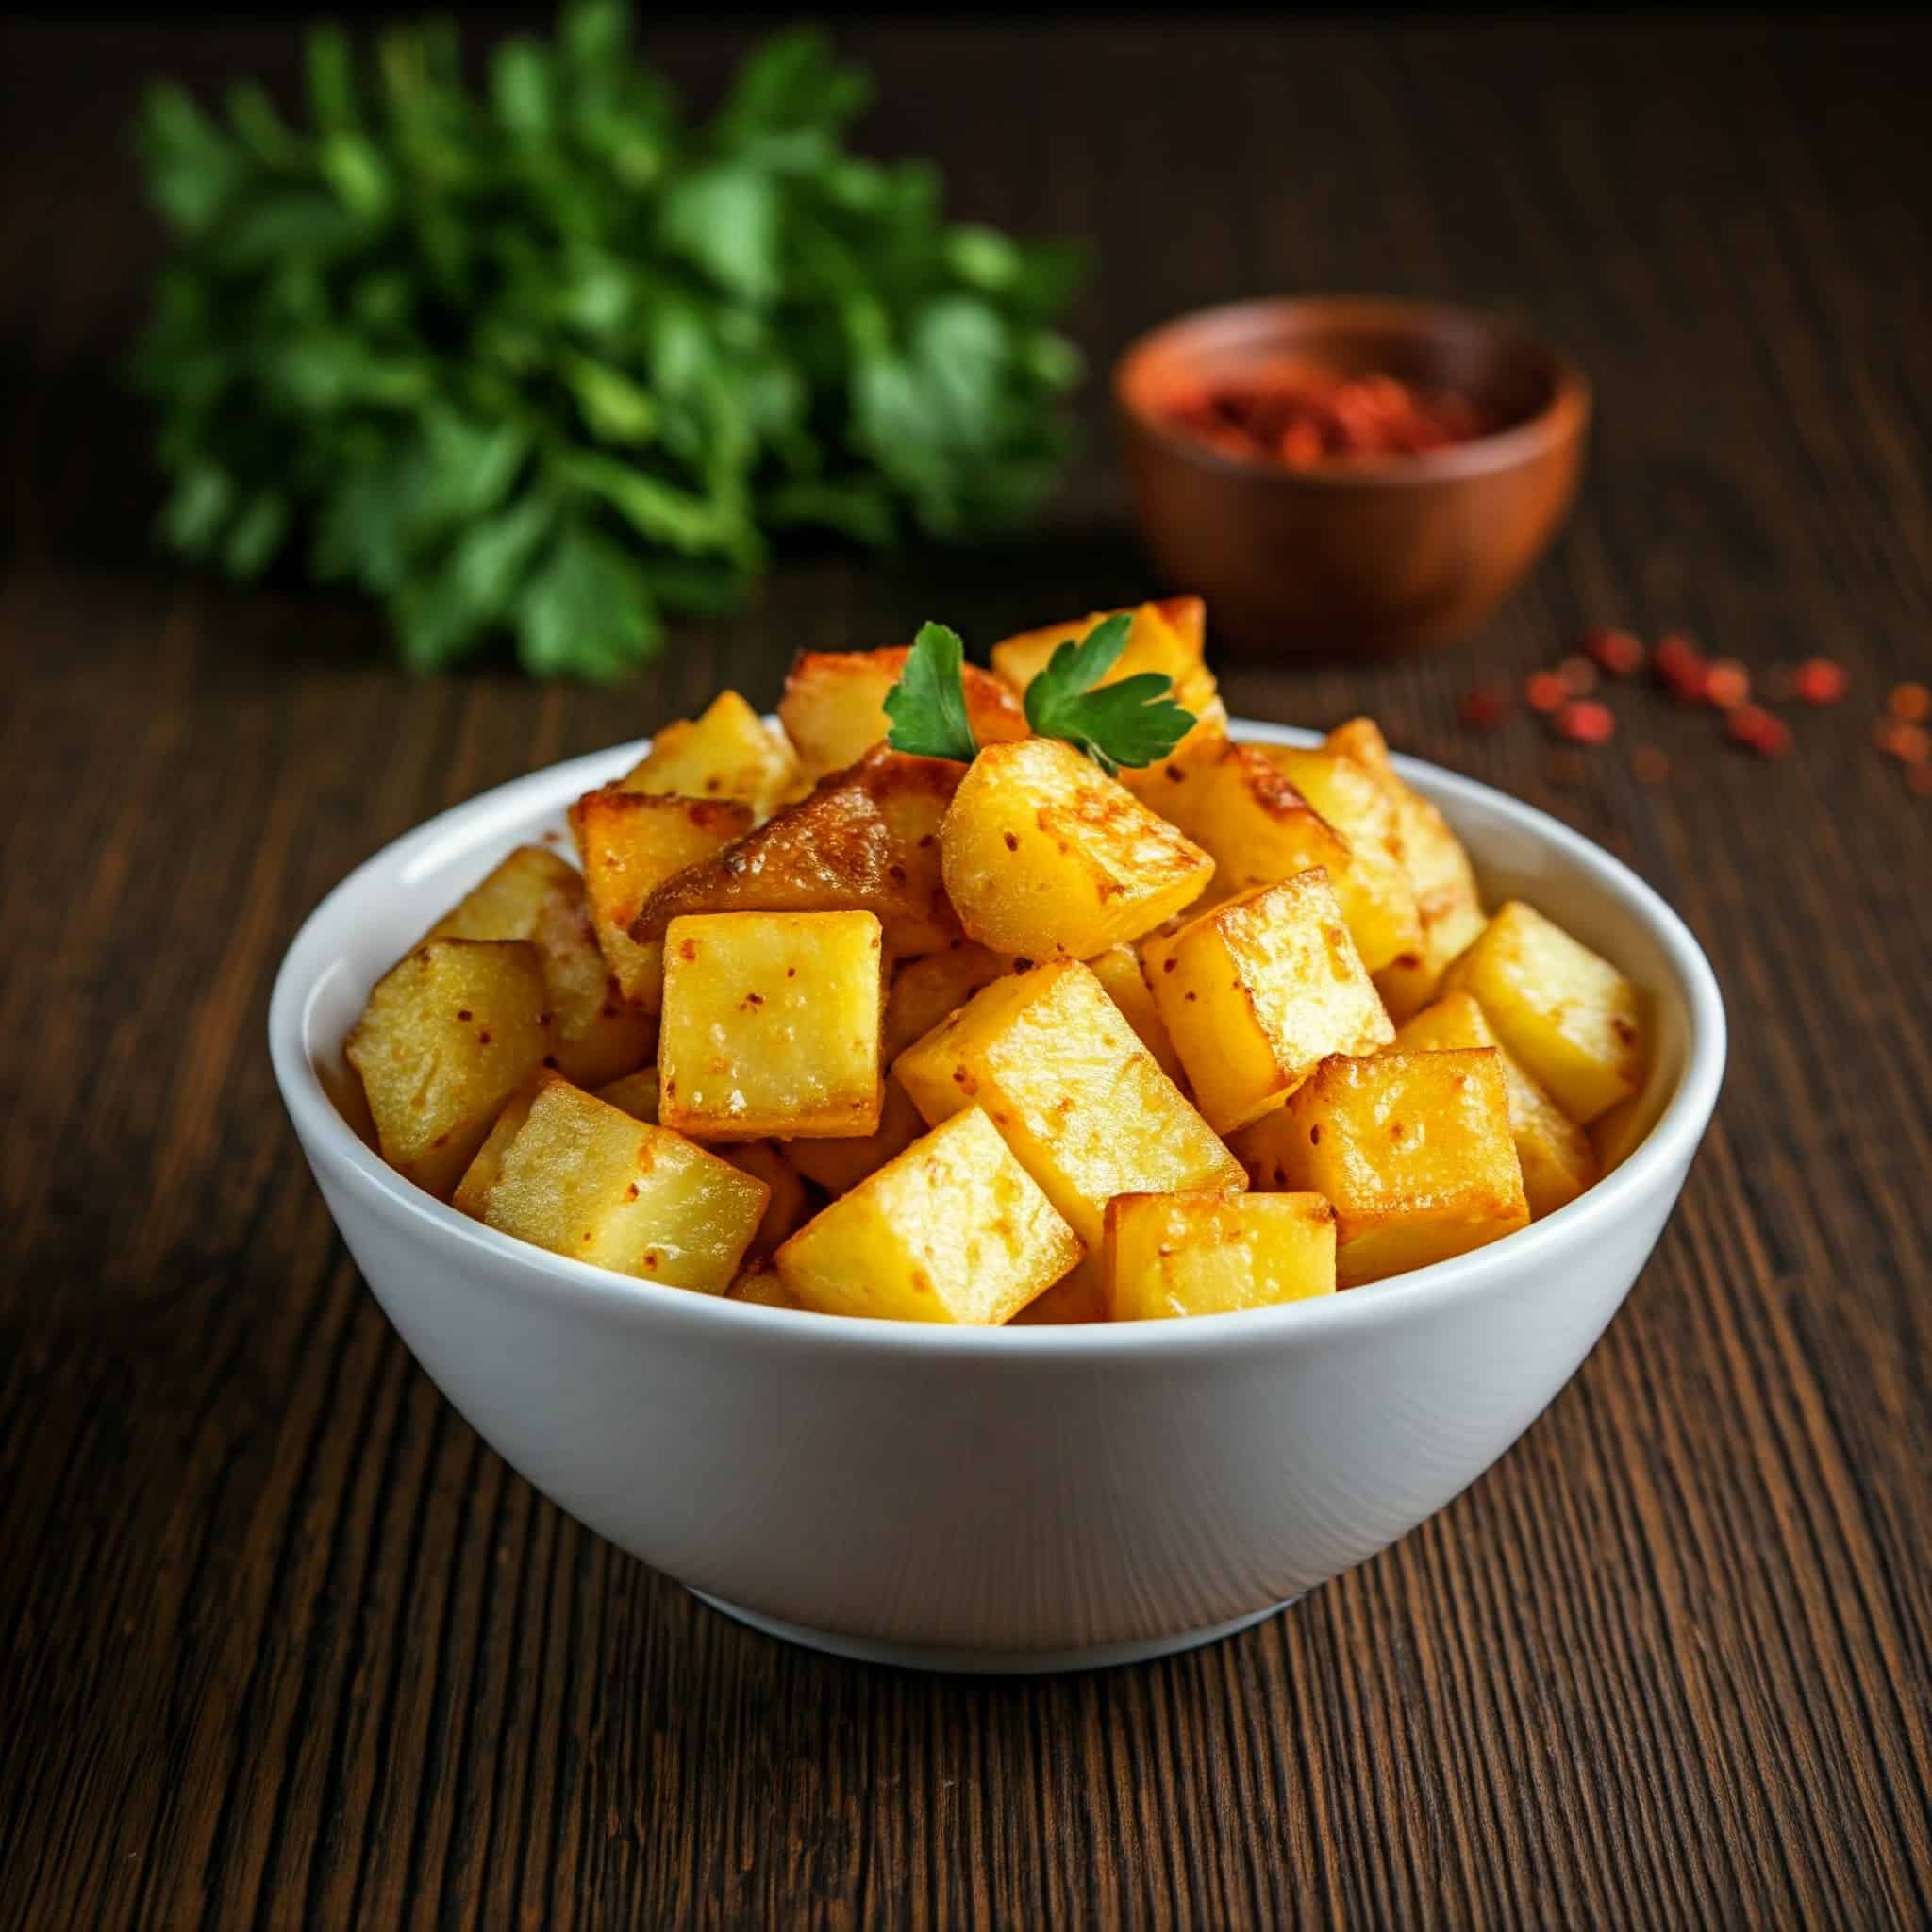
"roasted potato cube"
941,736,1215,959
720,1140,813,1260
1104,1191,1337,1320
1326,717,1486,1019
453,1069,566,1220
727,1265,808,1310
479,1081,767,1290
347,939,552,1199
1441,902,1646,1124
882,943,1014,1061
1591,1086,1659,1174
1237,1049,1529,1287
569,791,753,1009
658,910,884,1140
1257,746,1424,980
1007,1257,1109,1324
778,646,1026,781
1085,943,1186,1084
774,1107,1082,1324
595,1066,660,1123
617,691,798,819
634,747,961,960
1141,872,1393,1134
425,844,580,944
779,1076,927,1194
1393,991,1599,1218
892,959,1243,1247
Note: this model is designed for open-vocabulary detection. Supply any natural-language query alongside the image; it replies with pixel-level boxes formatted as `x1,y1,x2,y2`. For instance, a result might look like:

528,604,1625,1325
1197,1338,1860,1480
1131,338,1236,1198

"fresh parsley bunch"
130,4,1084,678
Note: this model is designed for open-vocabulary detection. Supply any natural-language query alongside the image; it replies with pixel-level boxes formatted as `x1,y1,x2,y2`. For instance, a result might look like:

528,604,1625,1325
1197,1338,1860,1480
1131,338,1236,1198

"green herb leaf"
883,623,978,762
1024,614,1197,775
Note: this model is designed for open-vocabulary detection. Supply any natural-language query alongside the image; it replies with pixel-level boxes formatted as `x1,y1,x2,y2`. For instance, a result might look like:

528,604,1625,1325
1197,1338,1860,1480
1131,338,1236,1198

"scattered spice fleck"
1704,658,1752,709
1631,744,1672,786
1525,670,1567,714
1888,681,1930,724
1654,634,1708,703
1554,699,1616,744
1585,628,1645,676
456,1008,472,1022
1793,657,1848,704
1726,706,1791,757
1003,831,1019,852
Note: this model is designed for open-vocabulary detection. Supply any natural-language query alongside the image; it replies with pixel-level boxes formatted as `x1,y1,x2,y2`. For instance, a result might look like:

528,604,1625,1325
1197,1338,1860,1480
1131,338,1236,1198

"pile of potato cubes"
344,598,1653,1324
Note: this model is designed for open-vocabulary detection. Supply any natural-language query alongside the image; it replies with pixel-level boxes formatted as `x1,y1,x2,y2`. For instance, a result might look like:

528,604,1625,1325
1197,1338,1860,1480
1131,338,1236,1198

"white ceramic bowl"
270,720,1724,1674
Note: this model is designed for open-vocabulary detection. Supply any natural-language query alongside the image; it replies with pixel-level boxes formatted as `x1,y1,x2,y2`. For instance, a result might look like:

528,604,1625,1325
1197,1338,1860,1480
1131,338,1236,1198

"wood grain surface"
4,13,1929,1928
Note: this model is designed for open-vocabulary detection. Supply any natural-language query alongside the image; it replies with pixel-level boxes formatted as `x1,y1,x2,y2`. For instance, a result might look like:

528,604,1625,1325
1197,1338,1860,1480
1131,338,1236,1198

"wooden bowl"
1113,296,1591,657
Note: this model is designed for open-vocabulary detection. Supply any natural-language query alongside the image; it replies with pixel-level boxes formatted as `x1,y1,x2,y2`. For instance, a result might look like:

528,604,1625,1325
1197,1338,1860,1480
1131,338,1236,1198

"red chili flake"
1457,687,1511,730
1554,699,1616,744
1874,720,1930,764
1704,658,1752,709
1889,681,1930,723
1525,670,1568,714
1726,706,1791,757
1653,633,1709,703
1585,628,1645,676
1793,657,1848,704
1631,744,1672,785
1557,655,1600,696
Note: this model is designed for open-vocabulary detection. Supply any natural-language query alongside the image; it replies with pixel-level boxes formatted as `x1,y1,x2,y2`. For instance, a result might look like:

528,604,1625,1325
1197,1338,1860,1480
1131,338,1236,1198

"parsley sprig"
884,615,1196,774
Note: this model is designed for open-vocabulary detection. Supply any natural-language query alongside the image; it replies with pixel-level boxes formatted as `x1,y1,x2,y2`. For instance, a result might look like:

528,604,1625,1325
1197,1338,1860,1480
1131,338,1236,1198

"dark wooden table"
5,13,1929,1927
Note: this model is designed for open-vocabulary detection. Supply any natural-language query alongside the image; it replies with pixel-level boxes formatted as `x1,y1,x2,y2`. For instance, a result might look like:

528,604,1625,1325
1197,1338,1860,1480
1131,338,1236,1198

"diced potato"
941,737,1215,960
1085,943,1185,1084
1104,1191,1337,1320
1237,1049,1529,1287
778,645,1027,781
454,1069,566,1220
569,790,753,1009
1441,902,1646,1124
1591,1086,1659,1174
617,691,798,819
774,1107,1083,1324
633,747,962,960
721,1140,813,1260
426,844,579,944
1007,1257,1109,1324
595,1066,660,1123
882,943,1014,1062
346,939,552,1199
779,1076,926,1194
728,1265,808,1310
422,843,656,1086
1141,871,1393,1134
1255,746,1424,981
1327,718,1486,1019
479,1081,768,1290
893,959,1243,1247
658,910,884,1140
1393,991,1599,1218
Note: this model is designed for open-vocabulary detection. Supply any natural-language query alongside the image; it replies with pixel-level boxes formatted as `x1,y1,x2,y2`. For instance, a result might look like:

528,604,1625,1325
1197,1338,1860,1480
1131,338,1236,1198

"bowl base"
689,1591,1302,1674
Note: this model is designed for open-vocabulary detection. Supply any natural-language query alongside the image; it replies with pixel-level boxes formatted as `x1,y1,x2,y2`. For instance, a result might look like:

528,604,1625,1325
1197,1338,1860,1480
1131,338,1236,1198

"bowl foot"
688,1591,1302,1674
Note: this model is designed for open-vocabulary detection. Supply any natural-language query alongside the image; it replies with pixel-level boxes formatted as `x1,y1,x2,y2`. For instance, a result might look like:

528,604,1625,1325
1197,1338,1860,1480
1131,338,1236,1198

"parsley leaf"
883,623,979,762
1024,615,1197,774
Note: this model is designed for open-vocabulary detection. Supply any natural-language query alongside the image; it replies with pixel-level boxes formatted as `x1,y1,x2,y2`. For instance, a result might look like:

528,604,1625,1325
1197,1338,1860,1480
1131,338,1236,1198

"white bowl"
269,720,1724,1674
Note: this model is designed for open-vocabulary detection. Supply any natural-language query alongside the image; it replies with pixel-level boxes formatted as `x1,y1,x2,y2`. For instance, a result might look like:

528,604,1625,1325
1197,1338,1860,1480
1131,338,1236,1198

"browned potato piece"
1104,1191,1337,1319
569,791,753,1009
426,844,580,944
779,1076,927,1195
941,736,1215,960
454,1069,567,1220
882,944,1014,1062
1007,1256,1109,1324
721,1141,814,1261
633,748,962,960
347,939,552,1198
778,646,1027,781
1085,943,1186,1084
727,1265,808,1309
617,691,798,819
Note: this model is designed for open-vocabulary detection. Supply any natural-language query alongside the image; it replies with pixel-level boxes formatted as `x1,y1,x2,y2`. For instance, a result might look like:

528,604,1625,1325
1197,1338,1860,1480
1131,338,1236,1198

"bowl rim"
269,719,1725,1360
1112,293,1592,489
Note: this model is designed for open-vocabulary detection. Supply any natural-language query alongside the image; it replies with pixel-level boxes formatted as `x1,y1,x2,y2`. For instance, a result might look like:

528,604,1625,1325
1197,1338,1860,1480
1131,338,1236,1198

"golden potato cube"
1104,1191,1337,1320
774,1107,1082,1324
617,691,798,819
882,943,1014,1062
892,959,1243,1247
1007,1257,1109,1324
779,1075,926,1195
569,790,753,1009
1257,746,1424,980
658,910,884,1140
1238,1049,1529,1287
728,1265,808,1310
453,1069,566,1220
720,1140,813,1261
347,939,552,1199
1085,943,1186,1084
479,1081,767,1290
1441,901,1646,1124
1141,872,1394,1134
425,844,579,944
778,645,1027,781
594,1066,659,1123
1393,990,1599,1218
1591,1086,1660,1174
941,736,1215,960
633,747,961,960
